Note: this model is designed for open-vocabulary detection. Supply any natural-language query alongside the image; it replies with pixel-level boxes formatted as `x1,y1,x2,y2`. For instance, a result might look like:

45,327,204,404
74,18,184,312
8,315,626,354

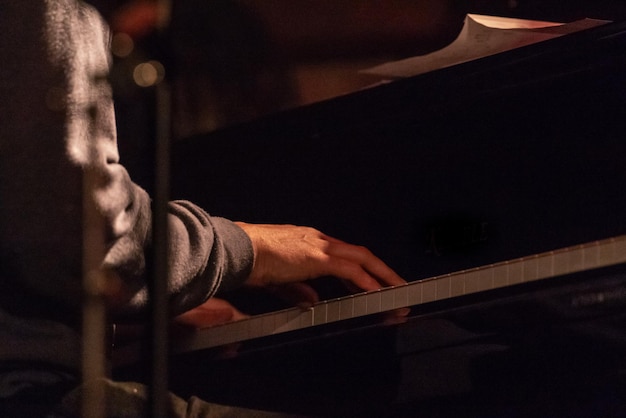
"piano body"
119,16,626,417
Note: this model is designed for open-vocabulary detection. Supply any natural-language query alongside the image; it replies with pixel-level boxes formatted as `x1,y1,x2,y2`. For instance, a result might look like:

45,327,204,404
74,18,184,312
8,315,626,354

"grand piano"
117,6,626,417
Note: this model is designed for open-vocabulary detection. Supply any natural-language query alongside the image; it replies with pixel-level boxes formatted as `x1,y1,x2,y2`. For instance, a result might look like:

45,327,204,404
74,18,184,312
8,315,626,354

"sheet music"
362,14,610,79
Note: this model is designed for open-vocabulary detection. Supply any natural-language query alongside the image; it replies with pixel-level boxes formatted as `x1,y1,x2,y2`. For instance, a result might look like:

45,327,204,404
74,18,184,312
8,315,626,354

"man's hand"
172,223,407,332
235,222,406,294
172,297,248,330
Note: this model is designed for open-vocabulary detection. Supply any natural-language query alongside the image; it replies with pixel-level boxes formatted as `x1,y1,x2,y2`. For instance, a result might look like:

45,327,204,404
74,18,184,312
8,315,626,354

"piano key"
450,272,464,297
353,293,368,317
582,241,600,269
365,291,381,314
274,309,301,333
613,236,626,262
522,256,539,282
598,237,616,266
298,307,314,328
477,266,494,291
246,315,267,340
217,317,249,344
169,234,626,354
263,311,279,335
436,275,451,300
552,248,572,277
407,281,423,305
381,288,396,311
507,259,523,285
327,298,341,322
422,279,437,303
340,295,355,320
536,252,554,280
492,262,509,289
567,245,585,273
464,268,480,293
393,283,409,309
313,302,327,326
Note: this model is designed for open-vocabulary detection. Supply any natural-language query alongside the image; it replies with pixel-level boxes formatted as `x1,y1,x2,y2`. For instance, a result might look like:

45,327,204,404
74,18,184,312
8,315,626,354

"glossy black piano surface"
162,267,626,418
171,19,626,283
121,17,626,418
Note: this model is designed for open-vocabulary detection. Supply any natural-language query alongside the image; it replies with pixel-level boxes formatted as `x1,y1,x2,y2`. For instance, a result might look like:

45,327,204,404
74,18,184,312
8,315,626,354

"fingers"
267,282,320,308
382,307,411,325
297,228,406,291
173,297,248,330
319,256,386,292
324,239,406,288
173,307,234,329
236,222,406,293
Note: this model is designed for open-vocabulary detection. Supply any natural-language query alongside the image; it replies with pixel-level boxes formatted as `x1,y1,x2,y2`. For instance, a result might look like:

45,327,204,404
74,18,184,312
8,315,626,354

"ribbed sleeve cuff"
210,217,254,292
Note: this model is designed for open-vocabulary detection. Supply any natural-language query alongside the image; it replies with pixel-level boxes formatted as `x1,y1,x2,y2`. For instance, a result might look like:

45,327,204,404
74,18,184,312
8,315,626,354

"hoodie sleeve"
0,0,253,319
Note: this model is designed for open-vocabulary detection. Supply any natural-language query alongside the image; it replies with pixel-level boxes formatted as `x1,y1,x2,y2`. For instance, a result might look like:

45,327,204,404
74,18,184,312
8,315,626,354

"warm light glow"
133,60,165,87
111,32,134,58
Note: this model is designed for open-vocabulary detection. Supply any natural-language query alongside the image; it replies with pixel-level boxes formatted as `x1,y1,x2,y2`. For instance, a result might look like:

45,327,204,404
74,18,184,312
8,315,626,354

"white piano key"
436,275,451,300
450,272,464,297
298,308,314,328
422,279,437,303
247,315,267,340
464,269,480,294
536,252,554,280
220,317,249,343
598,238,616,266
492,263,509,289
582,242,600,269
260,312,277,336
552,248,571,277
186,329,216,351
312,302,327,326
613,236,626,263
171,235,626,355
274,312,296,333
326,299,341,323
477,267,493,292
177,329,211,353
567,245,585,273
365,291,381,314
393,284,409,309
381,288,396,312
507,260,523,285
271,310,292,333
340,296,355,320
353,293,367,317
407,281,423,305
522,256,539,282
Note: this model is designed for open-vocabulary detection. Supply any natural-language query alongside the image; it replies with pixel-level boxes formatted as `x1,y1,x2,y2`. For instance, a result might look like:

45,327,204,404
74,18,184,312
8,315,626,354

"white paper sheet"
363,14,610,79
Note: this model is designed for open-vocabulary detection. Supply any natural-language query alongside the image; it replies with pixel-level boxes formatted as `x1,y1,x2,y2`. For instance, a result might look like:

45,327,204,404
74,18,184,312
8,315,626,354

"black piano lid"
172,19,626,282
165,19,626,418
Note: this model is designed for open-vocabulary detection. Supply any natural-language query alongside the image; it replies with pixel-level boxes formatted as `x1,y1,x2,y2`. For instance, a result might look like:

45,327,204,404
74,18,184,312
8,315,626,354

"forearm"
93,166,254,315
165,207,254,314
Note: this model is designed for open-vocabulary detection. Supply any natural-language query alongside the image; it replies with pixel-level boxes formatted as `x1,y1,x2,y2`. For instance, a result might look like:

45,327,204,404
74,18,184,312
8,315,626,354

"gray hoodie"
0,0,253,395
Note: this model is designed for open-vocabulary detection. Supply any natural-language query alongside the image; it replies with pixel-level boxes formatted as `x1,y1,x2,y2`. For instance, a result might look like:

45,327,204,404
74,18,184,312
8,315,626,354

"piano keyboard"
173,235,626,353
